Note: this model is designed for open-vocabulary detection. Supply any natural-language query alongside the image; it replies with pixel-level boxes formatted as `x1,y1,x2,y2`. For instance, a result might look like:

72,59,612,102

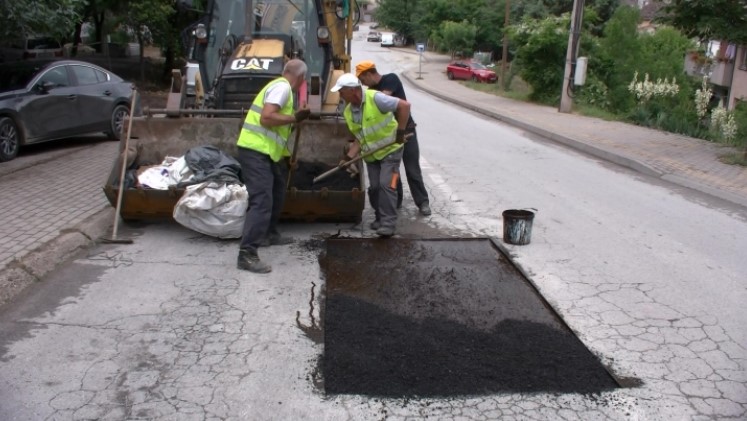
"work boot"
376,226,395,238
259,232,294,247
369,220,381,230
237,250,272,273
418,202,432,216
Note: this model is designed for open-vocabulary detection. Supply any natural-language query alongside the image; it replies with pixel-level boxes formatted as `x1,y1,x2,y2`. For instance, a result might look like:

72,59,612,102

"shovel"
286,123,302,190
313,134,411,184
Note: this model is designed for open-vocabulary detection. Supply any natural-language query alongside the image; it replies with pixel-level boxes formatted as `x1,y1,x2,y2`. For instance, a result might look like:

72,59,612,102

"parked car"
446,60,498,83
0,35,63,62
0,59,136,162
367,31,382,42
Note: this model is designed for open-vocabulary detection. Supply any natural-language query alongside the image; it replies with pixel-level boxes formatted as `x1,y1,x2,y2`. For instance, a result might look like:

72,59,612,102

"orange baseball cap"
355,60,376,77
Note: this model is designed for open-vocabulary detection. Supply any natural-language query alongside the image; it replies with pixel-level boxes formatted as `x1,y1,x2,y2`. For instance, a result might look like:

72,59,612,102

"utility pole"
559,0,584,113
500,0,510,90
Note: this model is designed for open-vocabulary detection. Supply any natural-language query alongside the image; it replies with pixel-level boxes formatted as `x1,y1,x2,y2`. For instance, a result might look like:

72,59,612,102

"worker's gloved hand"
338,159,359,177
395,129,407,144
295,108,311,123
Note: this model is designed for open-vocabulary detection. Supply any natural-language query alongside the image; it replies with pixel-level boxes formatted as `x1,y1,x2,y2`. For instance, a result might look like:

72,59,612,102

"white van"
380,33,394,47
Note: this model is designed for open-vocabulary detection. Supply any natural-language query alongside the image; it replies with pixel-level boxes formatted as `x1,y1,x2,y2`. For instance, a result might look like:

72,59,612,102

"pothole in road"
319,238,627,398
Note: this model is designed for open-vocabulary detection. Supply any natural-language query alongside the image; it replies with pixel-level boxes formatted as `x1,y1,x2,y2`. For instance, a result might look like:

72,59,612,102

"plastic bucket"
502,209,535,245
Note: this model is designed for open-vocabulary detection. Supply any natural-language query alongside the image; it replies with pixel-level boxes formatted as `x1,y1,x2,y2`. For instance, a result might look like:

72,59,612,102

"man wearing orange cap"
355,60,431,216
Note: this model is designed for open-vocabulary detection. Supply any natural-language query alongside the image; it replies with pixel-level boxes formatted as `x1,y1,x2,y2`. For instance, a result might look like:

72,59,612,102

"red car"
446,60,497,83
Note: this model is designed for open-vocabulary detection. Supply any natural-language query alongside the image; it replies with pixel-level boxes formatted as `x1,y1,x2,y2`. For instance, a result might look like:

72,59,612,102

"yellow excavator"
104,0,365,222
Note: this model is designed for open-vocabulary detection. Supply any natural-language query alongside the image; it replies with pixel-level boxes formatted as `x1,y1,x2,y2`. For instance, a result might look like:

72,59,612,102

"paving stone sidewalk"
402,52,747,209
0,142,117,306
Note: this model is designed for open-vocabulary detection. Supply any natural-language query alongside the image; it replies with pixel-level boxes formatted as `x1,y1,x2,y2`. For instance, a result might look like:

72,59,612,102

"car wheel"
106,104,130,140
447,71,454,80
0,117,21,162
472,75,479,83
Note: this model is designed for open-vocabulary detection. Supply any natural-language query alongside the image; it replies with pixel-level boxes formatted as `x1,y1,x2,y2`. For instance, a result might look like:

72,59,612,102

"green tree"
595,5,641,112
0,0,86,39
412,0,467,43
399,0,620,61
120,0,176,82
638,26,691,79
473,0,507,53
374,0,419,42
659,0,747,44
432,20,477,58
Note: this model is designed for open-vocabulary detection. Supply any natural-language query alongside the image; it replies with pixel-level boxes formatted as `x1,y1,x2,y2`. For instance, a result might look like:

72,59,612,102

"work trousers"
367,148,403,229
396,129,429,207
237,147,287,253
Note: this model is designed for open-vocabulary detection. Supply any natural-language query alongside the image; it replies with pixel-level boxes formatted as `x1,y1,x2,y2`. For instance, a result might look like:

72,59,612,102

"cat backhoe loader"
103,0,365,222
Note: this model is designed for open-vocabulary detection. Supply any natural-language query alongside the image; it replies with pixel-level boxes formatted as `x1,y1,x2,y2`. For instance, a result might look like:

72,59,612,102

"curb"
0,206,114,309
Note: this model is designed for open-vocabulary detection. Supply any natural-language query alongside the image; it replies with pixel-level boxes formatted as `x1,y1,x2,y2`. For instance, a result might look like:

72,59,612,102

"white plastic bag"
173,182,248,239
167,156,195,185
137,155,190,189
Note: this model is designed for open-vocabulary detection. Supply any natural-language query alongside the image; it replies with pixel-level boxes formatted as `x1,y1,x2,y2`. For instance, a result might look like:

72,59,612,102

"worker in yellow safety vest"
331,73,411,237
236,59,310,273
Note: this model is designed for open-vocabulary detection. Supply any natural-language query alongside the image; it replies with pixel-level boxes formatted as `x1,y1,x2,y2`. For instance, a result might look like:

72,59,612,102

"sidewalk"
401,51,747,209
0,142,116,307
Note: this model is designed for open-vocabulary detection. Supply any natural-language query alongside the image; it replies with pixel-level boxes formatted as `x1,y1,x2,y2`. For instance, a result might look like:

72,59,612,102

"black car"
0,59,135,162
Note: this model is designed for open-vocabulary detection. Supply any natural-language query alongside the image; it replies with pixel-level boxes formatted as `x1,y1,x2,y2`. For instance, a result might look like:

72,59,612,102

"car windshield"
470,62,487,70
0,63,46,91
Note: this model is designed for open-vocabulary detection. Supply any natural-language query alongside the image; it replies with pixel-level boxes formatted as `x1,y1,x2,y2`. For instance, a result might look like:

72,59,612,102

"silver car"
0,59,136,162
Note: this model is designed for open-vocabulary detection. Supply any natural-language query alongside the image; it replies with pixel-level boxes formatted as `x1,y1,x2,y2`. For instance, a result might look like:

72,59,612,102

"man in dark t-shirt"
355,60,431,216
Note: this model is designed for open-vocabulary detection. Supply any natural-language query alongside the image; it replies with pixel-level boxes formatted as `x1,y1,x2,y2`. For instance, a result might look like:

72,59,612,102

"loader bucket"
103,115,364,223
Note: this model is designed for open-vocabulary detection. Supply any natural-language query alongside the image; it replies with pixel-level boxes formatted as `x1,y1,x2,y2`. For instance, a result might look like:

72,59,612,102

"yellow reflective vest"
237,78,294,162
343,89,402,162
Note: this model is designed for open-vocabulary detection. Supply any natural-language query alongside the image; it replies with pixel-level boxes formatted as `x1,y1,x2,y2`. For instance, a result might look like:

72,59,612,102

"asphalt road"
0,29,745,419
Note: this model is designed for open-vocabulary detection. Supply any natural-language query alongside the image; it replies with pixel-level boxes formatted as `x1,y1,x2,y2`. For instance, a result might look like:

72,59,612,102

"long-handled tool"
101,89,138,244
286,123,302,190
313,135,410,184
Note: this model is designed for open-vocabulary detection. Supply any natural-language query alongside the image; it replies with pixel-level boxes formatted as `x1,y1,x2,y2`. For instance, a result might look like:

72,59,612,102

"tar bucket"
502,209,535,245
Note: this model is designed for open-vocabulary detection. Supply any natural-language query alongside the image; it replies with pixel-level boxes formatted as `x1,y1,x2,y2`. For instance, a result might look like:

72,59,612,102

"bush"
595,6,641,113
626,74,708,139
509,15,569,104
732,101,747,149
576,76,611,110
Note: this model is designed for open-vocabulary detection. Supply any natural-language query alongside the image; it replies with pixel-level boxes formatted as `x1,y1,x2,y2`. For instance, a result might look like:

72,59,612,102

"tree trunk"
94,12,106,53
71,22,83,57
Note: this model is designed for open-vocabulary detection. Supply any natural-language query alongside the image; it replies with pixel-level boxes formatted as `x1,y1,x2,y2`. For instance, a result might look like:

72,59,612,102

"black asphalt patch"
320,238,620,398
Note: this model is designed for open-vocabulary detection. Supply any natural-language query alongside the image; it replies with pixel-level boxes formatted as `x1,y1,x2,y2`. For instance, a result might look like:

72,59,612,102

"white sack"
173,182,248,239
